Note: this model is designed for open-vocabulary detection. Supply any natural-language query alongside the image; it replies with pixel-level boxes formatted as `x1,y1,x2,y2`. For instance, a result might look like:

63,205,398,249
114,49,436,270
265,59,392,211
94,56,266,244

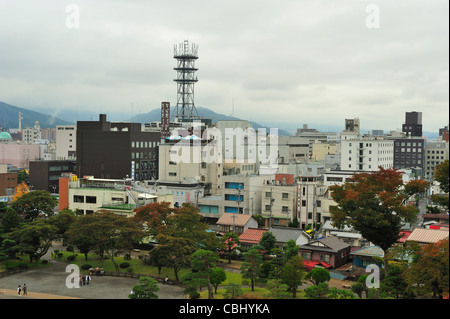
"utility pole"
269,184,274,228
236,186,242,214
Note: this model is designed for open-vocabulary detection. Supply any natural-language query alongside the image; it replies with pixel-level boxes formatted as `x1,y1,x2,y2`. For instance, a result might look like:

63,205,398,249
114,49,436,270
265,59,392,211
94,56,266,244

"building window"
86,196,96,204
73,195,84,203
169,172,177,176
282,206,289,212
282,193,289,199
320,254,330,263
301,252,312,260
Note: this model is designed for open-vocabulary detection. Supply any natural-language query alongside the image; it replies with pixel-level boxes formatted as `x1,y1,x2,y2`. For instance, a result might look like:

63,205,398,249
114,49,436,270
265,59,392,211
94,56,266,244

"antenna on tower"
172,40,200,122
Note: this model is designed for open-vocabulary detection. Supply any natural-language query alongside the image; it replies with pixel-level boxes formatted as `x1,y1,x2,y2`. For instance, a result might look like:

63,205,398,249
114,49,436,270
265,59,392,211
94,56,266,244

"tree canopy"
329,167,428,273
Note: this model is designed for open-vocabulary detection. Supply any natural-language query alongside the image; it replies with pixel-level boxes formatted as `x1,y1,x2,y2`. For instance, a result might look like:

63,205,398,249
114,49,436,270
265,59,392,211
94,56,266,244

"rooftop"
239,228,267,245
406,228,449,244
217,213,256,227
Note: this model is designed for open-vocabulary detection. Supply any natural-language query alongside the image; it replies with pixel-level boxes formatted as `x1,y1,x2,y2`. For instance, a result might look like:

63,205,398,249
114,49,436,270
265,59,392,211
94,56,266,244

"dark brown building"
76,114,160,181
0,172,17,197
29,160,76,193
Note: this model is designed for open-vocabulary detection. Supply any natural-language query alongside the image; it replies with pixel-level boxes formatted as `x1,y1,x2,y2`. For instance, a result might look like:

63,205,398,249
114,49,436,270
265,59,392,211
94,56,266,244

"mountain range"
0,101,291,136
0,101,73,129
0,101,439,140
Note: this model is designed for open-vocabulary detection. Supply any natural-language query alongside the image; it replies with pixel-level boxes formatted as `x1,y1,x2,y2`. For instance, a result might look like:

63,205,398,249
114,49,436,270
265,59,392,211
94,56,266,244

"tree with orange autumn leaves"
404,238,449,299
329,167,429,274
12,181,29,201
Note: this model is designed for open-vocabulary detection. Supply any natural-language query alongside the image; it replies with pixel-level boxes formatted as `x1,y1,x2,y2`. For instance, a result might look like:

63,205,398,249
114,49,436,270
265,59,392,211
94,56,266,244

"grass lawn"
0,255,53,272
52,251,193,281
198,286,306,299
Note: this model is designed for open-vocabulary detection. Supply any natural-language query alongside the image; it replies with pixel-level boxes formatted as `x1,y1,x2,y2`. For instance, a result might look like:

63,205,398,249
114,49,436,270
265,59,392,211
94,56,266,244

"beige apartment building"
158,139,223,196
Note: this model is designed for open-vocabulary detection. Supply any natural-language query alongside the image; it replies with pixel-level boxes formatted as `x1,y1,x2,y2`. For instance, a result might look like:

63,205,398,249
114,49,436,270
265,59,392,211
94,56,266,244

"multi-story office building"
340,137,394,171
392,137,425,171
260,174,298,227
158,138,223,196
76,114,160,181
296,172,330,230
424,141,449,180
56,125,77,160
29,160,76,193
22,121,42,144
402,111,422,137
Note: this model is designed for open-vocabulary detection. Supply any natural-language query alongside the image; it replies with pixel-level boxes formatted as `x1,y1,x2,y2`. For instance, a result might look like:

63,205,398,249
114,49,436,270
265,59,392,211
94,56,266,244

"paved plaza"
0,246,185,299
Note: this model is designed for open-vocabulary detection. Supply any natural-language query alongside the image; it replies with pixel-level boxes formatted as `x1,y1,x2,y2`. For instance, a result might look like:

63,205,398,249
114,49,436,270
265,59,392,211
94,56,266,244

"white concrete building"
22,121,42,144
56,125,77,160
158,139,223,196
424,141,449,180
340,137,394,171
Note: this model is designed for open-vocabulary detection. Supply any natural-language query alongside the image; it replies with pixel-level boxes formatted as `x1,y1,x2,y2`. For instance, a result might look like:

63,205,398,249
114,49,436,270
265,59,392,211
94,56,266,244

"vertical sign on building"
161,102,170,139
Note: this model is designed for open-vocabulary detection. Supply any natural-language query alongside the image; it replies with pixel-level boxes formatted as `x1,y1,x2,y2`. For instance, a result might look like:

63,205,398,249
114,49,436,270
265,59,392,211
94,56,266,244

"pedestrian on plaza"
17,285,21,296
86,274,91,285
23,284,27,295
79,275,83,287
82,274,86,285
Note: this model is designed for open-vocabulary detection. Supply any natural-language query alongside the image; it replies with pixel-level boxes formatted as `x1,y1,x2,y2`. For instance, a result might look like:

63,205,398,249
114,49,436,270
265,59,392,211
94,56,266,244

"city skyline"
0,0,448,132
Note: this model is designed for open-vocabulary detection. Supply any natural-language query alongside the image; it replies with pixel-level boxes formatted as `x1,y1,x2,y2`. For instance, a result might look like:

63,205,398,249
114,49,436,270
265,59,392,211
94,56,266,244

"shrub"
81,264,92,270
67,255,76,262
120,262,130,269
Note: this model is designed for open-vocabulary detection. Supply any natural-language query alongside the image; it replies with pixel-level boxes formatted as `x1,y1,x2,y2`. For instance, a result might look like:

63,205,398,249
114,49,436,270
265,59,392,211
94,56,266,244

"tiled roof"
269,226,310,242
217,213,254,227
406,228,449,244
304,260,332,270
350,246,384,257
398,231,412,243
322,220,353,232
239,228,267,244
300,236,351,253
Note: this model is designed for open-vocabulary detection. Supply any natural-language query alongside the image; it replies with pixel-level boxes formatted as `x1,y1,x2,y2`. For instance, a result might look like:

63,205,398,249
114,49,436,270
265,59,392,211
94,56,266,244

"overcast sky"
0,0,448,132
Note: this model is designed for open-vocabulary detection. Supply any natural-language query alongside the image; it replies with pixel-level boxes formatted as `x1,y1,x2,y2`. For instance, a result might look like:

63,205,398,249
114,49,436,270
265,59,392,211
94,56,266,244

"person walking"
23,284,27,295
82,274,86,286
17,285,21,296
86,274,91,285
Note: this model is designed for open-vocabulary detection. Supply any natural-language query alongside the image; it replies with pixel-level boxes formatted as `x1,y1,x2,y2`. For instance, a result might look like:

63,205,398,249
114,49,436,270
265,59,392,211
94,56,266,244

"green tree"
431,160,449,210
210,267,227,294
329,168,428,274
304,282,329,299
307,267,331,285
152,234,194,281
49,209,76,244
128,276,159,299
266,279,290,299
283,239,299,262
281,255,305,298
73,235,96,261
240,248,263,291
222,283,243,299
66,212,143,270
1,208,21,233
11,190,57,221
259,231,276,253
166,203,220,251
6,218,58,263
351,281,365,298
182,249,218,299
380,264,408,299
